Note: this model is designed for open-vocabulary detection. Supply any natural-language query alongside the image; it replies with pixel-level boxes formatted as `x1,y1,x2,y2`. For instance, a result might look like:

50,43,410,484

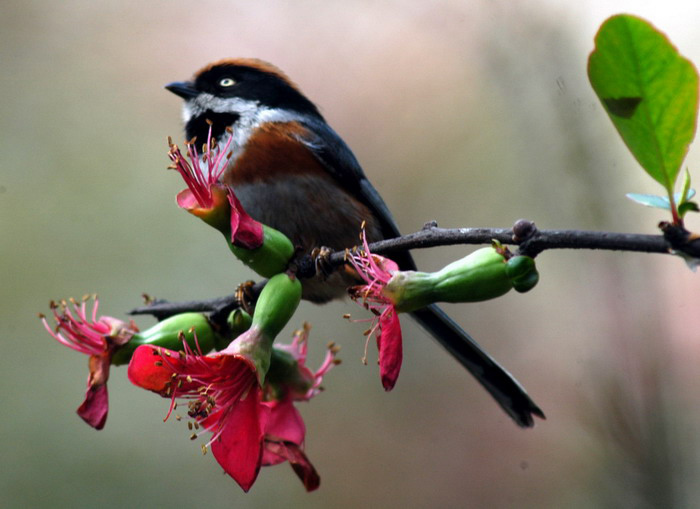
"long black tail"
411,304,545,427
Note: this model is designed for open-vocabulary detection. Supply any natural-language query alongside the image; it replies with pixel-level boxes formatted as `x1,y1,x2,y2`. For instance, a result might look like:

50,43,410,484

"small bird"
166,59,544,427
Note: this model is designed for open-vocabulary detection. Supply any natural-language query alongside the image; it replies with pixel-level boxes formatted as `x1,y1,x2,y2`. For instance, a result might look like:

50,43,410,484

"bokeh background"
3,1,700,507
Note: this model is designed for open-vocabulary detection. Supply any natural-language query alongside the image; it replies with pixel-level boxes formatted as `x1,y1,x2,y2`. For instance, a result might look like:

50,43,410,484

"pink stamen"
168,126,234,208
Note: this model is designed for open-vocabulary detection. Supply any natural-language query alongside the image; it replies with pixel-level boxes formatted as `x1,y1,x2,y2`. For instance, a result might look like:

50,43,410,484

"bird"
165,58,544,427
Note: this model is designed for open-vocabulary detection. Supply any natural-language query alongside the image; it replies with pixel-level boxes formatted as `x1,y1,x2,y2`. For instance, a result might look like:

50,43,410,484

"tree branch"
129,219,687,321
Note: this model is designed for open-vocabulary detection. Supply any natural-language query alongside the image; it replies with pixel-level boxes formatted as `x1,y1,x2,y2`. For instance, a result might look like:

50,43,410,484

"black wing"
293,117,409,258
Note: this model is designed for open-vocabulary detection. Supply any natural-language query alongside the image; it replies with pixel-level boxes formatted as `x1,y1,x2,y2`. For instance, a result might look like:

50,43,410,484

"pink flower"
262,324,339,491
128,337,265,492
167,125,232,210
127,324,338,492
271,322,339,401
41,296,137,429
168,127,262,249
348,231,403,391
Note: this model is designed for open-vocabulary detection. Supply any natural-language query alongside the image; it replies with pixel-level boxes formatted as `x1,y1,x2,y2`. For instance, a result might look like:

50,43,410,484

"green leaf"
588,15,699,194
680,168,692,203
678,201,699,216
626,189,695,210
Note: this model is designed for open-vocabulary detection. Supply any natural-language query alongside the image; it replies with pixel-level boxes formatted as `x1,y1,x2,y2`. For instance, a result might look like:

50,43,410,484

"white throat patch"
182,94,309,167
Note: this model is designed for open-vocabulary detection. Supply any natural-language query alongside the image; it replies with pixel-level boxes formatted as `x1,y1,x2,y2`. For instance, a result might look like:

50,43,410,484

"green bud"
383,247,532,312
111,312,216,365
219,308,252,349
228,225,295,278
227,308,253,337
505,255,539,293
385,248,541,311
228,274,302,385
252,273,302,340
387,247,514,312
511,270,539,293
505,255,535,279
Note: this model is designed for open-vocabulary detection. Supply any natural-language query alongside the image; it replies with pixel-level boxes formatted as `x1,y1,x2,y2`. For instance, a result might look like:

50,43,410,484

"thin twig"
129,220,680,320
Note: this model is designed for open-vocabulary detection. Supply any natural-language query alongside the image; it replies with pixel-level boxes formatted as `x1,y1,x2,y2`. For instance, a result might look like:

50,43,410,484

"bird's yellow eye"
219,78,236,87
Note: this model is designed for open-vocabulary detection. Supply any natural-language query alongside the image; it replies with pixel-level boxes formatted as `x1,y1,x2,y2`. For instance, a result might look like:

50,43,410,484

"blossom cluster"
42,125,539,493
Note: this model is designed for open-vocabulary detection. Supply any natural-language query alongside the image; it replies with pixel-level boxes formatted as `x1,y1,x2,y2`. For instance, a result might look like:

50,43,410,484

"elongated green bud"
252,273,302,339
229,273,302,383
385,247,539,312
386,247,511,312
111,313,216,365
228,224,296,278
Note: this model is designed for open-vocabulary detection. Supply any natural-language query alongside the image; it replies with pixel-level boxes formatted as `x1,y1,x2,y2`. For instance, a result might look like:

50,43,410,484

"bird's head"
166,58,322,143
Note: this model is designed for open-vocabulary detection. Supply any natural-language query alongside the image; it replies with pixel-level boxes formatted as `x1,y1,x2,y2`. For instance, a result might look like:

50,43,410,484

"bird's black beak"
165,81,199,100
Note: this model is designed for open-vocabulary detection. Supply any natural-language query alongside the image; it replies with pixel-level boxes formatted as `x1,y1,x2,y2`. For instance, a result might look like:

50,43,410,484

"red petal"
211,385,269,492
261,397,305,466
175,188,199,210
127,345,181,395
77,382,108,430
378,308,402,391
227,189,263,249
264,441,320,492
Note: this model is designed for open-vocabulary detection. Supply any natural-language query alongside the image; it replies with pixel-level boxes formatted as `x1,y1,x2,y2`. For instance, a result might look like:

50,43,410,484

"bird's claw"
311,246,335,278
235,280,256,314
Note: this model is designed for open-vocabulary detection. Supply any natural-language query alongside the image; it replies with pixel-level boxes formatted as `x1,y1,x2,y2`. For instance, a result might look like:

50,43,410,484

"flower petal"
227,189,263,249
175,188,200,210
127,345,182,395
211,386,269,492
264,441,320,491
262,397,305,466
77,382,108,430
378,308,403,391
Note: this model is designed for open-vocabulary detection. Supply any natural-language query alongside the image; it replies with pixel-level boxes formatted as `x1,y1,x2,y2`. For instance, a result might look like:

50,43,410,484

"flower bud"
252,273,302,340
228,224,295,278
385,247,509,312
227,308,253,338
111,312,216,365
505,255,540,293
228,273,302,383
385,247,539,312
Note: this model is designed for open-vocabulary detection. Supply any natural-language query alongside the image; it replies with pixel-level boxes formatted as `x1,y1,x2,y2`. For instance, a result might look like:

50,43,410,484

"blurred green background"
2,1,700,507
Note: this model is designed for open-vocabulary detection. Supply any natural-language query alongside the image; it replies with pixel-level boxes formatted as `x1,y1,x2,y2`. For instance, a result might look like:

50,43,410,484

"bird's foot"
235,280,257,314
310,246,335,278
